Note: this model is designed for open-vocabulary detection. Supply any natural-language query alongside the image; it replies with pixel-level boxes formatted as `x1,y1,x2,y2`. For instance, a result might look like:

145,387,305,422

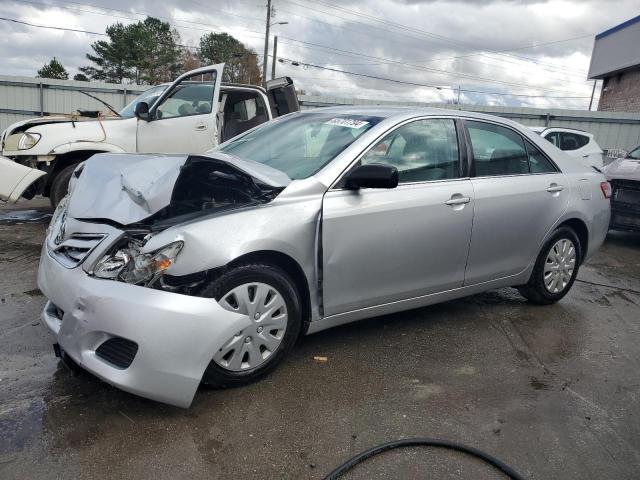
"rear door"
266,77,299,118
136,64,224,153
463,120,568,285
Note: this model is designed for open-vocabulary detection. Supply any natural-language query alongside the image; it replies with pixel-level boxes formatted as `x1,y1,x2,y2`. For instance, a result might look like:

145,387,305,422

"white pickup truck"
0,64,299,207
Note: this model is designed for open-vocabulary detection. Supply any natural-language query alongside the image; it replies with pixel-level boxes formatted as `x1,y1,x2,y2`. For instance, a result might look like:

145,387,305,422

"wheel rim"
543,238,576,294
213,282,288,371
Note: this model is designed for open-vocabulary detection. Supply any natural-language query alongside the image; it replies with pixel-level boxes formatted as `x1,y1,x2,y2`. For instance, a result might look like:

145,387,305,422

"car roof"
530,126,593,137
302,105,526,128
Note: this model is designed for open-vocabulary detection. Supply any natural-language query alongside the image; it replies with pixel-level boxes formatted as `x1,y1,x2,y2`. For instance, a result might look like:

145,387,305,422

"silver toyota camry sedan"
38,107,611,407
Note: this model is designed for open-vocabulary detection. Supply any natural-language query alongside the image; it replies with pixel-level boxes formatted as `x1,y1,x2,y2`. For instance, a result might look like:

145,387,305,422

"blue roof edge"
596,14,640,40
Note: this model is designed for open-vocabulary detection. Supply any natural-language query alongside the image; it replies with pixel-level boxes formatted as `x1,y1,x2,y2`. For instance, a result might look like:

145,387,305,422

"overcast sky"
0,0,638,109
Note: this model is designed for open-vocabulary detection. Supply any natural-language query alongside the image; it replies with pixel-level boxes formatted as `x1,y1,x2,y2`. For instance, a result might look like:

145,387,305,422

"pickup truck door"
265,77,299,118
136,64,224,154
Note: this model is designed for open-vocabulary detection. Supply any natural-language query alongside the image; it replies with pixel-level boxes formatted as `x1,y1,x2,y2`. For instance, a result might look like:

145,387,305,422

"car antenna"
79,90,121,117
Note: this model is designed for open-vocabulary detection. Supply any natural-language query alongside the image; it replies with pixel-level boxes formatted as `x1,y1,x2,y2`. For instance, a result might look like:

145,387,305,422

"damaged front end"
39,151,291,407
63,152,289,289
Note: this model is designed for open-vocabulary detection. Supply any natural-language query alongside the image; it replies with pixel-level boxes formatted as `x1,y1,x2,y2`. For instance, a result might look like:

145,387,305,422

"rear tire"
49,165,77,209
201,263,302,388
518,226,581,305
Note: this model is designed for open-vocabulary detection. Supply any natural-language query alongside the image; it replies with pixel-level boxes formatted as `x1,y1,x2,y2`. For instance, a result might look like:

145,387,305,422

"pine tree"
198,33,262,85
37,57,69,80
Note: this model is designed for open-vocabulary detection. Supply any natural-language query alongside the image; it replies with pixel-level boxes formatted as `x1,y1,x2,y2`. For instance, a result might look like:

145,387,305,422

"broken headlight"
94,241,183,286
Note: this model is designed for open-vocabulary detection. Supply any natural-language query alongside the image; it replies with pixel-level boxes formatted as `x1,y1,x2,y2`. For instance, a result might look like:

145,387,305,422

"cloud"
1,0,636,108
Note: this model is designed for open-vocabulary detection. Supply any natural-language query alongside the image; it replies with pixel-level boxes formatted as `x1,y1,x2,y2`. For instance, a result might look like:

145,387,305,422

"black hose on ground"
322,437,526,480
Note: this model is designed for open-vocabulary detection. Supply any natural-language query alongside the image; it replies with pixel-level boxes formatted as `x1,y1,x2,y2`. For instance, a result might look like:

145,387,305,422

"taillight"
600,181,611,199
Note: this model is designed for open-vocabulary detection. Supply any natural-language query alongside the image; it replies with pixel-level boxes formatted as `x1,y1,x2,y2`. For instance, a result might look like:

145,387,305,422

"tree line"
37,16,262,85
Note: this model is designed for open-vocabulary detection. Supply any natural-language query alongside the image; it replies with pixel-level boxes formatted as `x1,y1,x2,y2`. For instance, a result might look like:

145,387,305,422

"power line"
0,15,105,35
2,13,590,99
275,37,592,96
276,56,591,99
275,4,591,83
8,0,591,92
282,0,589,76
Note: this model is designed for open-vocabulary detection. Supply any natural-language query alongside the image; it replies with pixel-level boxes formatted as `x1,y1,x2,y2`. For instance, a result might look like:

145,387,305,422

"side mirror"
345,163,399,190
134,101,150,121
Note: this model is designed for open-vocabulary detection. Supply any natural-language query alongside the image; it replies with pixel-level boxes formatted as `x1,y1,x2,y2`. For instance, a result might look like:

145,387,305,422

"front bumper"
38,245,251,408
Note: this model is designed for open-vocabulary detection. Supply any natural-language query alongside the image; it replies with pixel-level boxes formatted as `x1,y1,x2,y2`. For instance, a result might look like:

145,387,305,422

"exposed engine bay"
145,156,281,227
76,154,285,291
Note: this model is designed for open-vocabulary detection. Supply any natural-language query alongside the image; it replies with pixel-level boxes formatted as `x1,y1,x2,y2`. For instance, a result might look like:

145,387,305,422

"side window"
155,72,216,120
558,132,588,151
466,121,529,176
361,119,460,183
526,140,557,174
544,132,560,147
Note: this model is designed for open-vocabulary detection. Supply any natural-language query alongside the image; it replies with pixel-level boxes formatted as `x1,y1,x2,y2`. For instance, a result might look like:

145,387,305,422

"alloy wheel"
213,282,288,371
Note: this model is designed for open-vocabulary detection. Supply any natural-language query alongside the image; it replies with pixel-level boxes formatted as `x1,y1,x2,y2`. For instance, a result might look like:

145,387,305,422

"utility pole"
588,80,597,111
456,85,461,105
271,35,278,80
262,0,271,88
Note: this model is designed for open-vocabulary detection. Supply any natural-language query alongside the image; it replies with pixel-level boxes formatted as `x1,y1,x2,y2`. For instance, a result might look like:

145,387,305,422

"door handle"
445,195,471,206
546,184,564,193
195,123,207,131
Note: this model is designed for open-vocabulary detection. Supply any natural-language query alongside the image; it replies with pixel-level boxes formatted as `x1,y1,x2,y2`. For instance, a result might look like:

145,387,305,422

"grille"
95,337,138,369
49,234,106,268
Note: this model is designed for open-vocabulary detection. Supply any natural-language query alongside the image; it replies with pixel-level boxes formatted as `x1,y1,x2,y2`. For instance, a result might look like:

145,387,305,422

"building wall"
598,68,640,113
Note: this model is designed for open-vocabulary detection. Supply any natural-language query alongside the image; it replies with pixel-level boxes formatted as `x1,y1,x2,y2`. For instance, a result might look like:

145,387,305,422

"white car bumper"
37,245,251,408
0,155,46,202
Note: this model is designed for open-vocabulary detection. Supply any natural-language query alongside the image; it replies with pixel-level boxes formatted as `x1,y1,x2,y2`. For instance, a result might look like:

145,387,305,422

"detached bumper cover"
38,247,251,407
0,155,46,202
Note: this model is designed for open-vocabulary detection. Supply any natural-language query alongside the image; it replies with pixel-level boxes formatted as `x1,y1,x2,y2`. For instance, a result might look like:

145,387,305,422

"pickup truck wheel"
49,165,77,208
201,263,302,388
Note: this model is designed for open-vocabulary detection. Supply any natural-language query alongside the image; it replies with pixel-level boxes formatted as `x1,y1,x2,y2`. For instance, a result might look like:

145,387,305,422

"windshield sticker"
325,118,370,129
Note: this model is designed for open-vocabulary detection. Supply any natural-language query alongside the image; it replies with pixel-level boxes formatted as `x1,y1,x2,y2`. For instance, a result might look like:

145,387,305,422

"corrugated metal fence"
1,76,639,151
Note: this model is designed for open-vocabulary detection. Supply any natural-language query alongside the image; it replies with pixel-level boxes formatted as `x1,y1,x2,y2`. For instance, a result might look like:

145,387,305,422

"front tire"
201,263,302,388
518,226,581,305
49,165,77,209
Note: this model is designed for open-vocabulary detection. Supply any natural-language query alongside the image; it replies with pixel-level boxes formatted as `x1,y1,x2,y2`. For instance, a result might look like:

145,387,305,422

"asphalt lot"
1,197,639,479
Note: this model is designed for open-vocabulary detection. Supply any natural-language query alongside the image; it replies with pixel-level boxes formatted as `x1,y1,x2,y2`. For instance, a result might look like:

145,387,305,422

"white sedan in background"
531,126,604,169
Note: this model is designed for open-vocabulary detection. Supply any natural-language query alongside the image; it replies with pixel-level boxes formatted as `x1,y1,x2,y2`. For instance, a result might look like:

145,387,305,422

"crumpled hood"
66,152,291,225
604,158,640,182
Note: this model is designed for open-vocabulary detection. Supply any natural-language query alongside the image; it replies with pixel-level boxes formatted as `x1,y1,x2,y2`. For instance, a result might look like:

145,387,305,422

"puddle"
0,210,52,225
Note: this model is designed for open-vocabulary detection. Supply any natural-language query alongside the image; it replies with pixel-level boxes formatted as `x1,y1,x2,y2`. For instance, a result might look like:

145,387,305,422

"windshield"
217,112,383,179
628,145,640,160
119,85,166,118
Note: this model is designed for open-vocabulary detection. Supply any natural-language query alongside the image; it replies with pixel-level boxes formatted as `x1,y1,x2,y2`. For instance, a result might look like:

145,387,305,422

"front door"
136,64,224,154
463,120,569,285
321,118,474,316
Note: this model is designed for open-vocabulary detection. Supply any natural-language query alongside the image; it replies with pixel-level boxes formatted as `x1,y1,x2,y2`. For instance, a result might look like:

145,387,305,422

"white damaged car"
0,64,298,207
39,107,610,407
